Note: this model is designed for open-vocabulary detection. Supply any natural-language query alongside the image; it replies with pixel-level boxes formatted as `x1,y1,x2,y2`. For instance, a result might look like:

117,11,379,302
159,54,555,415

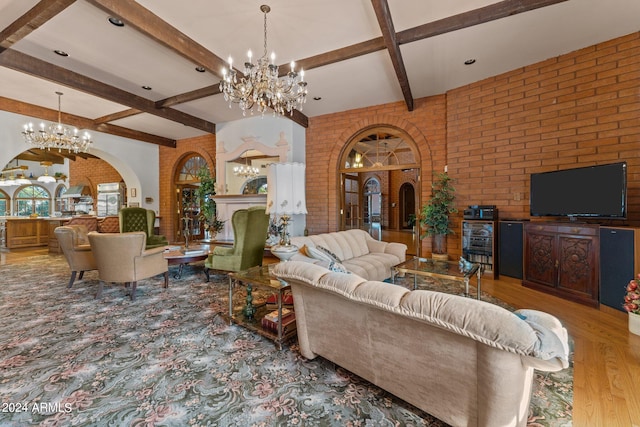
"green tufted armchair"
204,206,269,278
119,207,169,249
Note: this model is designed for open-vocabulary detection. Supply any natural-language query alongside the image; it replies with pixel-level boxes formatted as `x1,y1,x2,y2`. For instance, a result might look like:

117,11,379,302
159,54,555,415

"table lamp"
266,162,307,261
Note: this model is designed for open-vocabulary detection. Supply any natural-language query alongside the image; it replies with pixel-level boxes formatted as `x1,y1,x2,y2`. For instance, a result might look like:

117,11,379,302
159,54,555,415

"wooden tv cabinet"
523,221,599,307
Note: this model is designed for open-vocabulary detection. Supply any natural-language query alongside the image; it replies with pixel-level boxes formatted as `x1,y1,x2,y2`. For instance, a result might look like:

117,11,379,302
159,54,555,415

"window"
15,185,51,217
0,191,8,215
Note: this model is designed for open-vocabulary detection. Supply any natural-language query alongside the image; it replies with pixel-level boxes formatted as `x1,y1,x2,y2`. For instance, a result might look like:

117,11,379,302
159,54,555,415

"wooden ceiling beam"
86,0,228,78
0,96,176,147
396,0,570,45
86,0,309,128
93,108,141,124
93,0,565,126
371,0,413,111
0,50,215,134
0,0,77,53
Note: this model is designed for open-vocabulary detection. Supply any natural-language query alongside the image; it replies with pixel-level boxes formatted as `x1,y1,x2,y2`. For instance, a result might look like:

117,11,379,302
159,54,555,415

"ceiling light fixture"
54,49,68,57
108,17,125,27
37,161,56,183
22,91,93,154
220,4,308,117
464,59,476,65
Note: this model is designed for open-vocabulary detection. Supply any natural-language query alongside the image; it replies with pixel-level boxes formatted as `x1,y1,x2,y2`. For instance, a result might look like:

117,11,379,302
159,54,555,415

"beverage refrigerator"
96,182,125,217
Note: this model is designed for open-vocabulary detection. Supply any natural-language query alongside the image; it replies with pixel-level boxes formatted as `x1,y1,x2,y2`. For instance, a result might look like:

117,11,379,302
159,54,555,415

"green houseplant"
194,167,225,237
419,172,457,258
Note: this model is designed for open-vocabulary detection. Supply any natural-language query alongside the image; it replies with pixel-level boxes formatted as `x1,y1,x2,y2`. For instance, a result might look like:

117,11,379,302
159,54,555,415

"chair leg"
68,271,77,288
130,281,137,301
78,271,85,280
163,271,169,288
95,281,104,299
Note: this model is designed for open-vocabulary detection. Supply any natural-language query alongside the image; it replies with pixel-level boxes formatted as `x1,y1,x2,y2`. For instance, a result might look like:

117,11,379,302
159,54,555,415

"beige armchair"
88,231,169,301
55,225,97,288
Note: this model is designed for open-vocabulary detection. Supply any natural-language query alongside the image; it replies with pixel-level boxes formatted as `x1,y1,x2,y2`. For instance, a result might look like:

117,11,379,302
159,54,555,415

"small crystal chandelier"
22,91,92,154
233,154,260,179
219,5,308,117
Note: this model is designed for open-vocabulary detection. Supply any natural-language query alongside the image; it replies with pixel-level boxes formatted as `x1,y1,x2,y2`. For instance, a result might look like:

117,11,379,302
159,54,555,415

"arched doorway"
174,155,210,242
338,126,421,253
399,182,416,229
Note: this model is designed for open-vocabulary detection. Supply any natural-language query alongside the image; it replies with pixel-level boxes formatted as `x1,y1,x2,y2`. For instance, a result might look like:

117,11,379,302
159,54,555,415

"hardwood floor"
2,246,639,426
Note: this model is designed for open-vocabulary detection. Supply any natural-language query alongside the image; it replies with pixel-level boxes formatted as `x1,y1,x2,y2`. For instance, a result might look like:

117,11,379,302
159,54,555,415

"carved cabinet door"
557,232,599,300
524,225,557,288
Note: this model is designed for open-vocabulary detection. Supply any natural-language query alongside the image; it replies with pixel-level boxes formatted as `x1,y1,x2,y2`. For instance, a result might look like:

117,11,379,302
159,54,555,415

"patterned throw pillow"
305,246,335,263
328,261,350,274
317,245,342,263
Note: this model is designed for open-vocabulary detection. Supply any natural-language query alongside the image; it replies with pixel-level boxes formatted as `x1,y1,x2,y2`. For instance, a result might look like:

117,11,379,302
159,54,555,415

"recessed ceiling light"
142,85,152,91
53,49,69,57
464,59,476,65
108,17,125,27
313,97,322,101
195,66,206,73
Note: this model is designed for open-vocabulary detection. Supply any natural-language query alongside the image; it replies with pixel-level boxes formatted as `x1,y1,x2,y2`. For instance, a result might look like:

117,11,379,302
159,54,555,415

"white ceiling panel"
0,0,638,143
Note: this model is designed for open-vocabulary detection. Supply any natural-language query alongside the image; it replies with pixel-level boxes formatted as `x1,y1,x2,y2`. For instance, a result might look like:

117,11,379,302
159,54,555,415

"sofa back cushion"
274,261,542,357
291,229,372,262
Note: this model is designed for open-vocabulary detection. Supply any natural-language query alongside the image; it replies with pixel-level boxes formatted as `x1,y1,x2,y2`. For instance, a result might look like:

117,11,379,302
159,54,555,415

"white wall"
0,110,160,215
216,115,308,236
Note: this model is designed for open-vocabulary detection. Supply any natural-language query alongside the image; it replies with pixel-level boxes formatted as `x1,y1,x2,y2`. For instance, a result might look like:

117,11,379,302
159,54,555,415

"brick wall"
305,96,448,254
304,32,640,257
158,134,215,241
447,31,640,239
69,157,123,200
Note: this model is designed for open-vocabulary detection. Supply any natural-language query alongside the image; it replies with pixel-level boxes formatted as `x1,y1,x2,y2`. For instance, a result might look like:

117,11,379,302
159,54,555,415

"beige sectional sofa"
289,229,406,281
273,261,570,427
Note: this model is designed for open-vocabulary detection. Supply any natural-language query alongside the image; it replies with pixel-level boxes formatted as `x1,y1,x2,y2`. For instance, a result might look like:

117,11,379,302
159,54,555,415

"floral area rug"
0,256,572,426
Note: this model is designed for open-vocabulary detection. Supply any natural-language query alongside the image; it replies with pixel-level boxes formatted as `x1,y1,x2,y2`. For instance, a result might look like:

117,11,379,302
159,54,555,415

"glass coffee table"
392,257,482,300
228,265,295,350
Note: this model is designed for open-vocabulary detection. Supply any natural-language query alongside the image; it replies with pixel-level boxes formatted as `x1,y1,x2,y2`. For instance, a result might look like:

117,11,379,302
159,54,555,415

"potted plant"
623,274,640,335
194,167,225,238
419,172,457,260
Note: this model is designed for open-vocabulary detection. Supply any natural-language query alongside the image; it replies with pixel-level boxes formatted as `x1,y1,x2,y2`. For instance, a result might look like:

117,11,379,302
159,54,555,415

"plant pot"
432,234,447,255
432,253,449,262
629,312,640,336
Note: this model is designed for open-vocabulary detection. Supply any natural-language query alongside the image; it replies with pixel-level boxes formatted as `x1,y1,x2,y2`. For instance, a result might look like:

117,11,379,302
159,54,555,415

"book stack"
261,309,296,335
265,291,294,310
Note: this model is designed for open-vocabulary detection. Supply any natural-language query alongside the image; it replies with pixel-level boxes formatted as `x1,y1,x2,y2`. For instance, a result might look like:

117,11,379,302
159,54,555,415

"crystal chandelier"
233,154,260,179
219,5,308,117
22,91,92,154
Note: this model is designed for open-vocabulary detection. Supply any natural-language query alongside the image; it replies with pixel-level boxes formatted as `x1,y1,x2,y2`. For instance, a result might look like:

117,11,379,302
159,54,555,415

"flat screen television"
530,162,627,220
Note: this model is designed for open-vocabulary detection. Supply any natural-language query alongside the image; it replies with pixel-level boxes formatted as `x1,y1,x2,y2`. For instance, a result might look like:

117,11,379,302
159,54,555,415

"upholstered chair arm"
133,249,168,281
213,245,234,256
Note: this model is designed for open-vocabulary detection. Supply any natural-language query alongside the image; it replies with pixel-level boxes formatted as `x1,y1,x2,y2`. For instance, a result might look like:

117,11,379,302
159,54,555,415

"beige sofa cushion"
291,229,406,281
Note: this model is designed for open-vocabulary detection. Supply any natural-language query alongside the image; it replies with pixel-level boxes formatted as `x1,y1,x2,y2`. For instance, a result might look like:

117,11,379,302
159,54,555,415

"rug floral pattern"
0,256,572,426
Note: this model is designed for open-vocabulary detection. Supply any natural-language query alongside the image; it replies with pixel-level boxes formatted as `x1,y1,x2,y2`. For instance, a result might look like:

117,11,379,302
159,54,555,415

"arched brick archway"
327,116,434,254
326,115,434,233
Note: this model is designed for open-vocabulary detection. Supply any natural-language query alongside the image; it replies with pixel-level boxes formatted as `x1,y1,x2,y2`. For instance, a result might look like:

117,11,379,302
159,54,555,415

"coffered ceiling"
0,0,638,147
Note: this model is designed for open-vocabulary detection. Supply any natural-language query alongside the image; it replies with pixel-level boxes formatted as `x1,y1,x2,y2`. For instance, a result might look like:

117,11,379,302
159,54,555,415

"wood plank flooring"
2,246,639,426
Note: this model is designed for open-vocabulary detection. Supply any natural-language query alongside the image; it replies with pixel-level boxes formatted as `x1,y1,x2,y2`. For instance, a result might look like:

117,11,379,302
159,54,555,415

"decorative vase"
629,312,640,336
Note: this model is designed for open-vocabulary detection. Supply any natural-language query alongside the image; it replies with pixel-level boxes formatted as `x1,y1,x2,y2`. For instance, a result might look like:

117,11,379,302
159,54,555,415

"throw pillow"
328,261,350,274
305,245,335,263
317,245,342,262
